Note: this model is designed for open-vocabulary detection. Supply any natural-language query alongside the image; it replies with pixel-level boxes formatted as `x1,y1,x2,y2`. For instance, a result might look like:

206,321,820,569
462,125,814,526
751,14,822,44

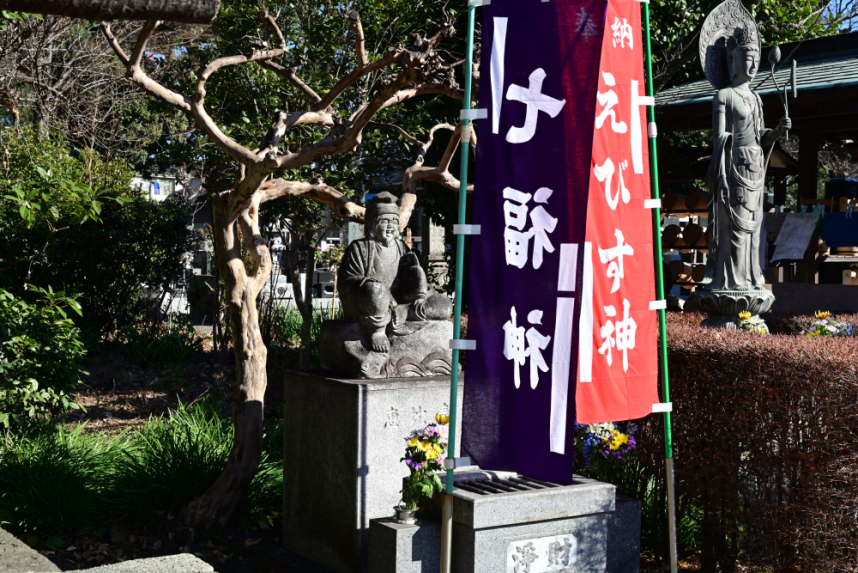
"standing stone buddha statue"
689,0,790,328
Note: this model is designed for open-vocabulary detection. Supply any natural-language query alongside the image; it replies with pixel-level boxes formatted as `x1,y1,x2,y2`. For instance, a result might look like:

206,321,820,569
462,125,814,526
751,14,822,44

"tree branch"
367,121,421,145
98,23,129,66
257,60,322,104
99,21,190,112
341,8,369,69
313,51,401,112
257,178,365,222
399,122,474,231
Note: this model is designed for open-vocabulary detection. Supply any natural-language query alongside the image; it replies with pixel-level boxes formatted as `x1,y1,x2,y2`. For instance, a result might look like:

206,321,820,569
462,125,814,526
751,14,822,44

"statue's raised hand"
777,116,792,134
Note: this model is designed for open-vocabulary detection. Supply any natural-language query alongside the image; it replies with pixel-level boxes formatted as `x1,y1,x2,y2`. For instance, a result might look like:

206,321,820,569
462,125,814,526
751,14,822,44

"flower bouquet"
735,311,767,335
397,414,449,522
801,311,853,337
574,421,638,486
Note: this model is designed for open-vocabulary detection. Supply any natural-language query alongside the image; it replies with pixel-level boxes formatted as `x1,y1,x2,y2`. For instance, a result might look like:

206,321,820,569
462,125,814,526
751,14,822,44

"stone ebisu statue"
321,192,454,378
689,0,790,328
338,192,453,352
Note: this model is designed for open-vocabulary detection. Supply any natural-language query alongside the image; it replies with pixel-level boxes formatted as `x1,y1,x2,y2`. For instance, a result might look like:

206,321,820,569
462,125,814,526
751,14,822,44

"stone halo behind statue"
318,191,455,379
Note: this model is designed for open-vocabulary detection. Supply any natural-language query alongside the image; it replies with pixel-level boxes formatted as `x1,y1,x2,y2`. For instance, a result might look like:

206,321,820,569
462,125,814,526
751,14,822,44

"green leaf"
18,205,28,219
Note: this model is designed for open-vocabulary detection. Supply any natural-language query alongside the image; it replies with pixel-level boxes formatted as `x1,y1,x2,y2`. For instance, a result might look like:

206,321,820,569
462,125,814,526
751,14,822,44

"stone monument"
689,0,791,330
319,191,454,378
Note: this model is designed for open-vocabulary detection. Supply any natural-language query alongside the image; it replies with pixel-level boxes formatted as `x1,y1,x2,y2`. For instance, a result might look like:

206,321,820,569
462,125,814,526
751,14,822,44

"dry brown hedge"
635,312,858,572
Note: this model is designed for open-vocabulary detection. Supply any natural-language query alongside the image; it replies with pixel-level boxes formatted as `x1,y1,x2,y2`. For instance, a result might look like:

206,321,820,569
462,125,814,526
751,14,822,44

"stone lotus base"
319,319,453,379
689,287,775,331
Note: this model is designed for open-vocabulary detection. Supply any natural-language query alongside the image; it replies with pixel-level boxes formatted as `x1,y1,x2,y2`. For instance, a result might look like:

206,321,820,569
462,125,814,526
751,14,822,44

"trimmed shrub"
634,312,858,572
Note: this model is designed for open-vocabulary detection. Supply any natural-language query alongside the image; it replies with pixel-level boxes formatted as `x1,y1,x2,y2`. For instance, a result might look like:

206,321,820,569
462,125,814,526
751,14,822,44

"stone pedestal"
319,320,453,379
689,287,775,330
368,469,641,573
282,370,463,573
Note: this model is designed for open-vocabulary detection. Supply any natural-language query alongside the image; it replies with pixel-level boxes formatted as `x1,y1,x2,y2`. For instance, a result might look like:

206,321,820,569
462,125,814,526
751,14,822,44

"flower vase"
394,505,418,525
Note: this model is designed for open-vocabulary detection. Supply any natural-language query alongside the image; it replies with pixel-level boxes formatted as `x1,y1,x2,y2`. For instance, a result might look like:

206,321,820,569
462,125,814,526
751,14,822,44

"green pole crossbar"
642,4,679,572
440,3,476,572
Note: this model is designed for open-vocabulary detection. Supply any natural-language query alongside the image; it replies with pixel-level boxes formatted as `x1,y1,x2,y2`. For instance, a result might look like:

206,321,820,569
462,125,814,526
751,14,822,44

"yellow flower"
738,311,751,320
433,443,444,453
416,440,430,452
426,449,437,460
608,430,629,450
408,437,420,448
815,310,832,319
435,413,450,425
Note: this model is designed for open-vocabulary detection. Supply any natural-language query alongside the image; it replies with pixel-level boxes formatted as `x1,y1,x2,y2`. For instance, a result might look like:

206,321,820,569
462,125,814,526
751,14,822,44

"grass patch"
0,399,283,537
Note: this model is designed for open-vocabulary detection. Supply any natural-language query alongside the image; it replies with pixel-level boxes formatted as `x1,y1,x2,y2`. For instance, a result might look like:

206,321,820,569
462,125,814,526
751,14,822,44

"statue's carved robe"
704,87,775,290
338,238,449,337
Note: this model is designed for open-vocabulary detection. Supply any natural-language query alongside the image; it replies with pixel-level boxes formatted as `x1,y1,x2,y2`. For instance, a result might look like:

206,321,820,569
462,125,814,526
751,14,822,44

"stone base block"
368,471,641,573
319,320,453,379
608,495,641,573
282,370,463,573
368,519,441,573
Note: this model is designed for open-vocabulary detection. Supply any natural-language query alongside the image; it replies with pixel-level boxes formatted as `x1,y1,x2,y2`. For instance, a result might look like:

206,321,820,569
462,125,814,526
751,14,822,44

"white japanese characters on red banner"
575,0,659,424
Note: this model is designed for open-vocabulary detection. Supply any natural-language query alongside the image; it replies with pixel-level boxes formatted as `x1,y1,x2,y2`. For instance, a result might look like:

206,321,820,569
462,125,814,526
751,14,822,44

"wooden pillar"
797,132,819,202
0,0,221,23
773,175,787,206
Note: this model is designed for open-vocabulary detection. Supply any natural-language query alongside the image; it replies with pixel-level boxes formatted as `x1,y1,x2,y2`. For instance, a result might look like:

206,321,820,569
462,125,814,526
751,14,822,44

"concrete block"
71,554,213,573
0,527,61,573
368,519,441,573
607,495,641,573
282,370,463,573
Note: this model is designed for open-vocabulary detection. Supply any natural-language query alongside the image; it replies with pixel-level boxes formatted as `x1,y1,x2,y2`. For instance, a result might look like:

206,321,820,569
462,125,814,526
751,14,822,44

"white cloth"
771,213,820,262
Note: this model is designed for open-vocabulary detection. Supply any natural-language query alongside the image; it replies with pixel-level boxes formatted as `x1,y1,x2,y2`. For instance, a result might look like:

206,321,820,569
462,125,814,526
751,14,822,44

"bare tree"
99,10,464,526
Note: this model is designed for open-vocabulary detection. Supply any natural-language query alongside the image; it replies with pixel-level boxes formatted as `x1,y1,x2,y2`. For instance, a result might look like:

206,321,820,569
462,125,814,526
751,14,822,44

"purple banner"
462,0,606,484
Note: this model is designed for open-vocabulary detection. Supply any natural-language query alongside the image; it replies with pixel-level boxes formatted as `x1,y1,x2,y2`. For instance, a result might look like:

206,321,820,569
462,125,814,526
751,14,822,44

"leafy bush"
0,287,86,427
0,127,198,335
108,398,283,522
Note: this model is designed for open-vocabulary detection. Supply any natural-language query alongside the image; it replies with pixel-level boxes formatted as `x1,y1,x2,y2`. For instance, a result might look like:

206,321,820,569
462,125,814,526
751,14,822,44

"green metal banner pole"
642,4,678,572
441,3,476,573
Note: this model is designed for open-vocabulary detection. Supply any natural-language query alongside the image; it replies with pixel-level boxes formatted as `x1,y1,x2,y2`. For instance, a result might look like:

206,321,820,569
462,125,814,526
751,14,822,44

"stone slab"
607,495,641,573
0,527,60,573
282,370,463,573
450,474,616,530
368,519,441,573
71,555,213,573
453,513,608,573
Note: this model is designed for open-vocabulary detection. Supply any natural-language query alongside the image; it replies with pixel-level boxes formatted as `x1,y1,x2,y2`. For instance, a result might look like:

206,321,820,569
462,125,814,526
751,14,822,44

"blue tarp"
821,212,858,248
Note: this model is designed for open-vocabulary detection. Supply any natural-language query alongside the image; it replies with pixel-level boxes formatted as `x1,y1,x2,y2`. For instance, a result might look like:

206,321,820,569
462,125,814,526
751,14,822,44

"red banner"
575,0,659,424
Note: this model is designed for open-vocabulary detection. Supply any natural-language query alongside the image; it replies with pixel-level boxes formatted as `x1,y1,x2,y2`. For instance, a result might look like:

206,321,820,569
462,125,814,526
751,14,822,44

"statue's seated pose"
320,192,453,378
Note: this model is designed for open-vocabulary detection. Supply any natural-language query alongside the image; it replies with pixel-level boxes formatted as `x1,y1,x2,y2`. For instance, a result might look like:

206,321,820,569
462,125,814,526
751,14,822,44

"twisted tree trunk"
186,190,269,527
